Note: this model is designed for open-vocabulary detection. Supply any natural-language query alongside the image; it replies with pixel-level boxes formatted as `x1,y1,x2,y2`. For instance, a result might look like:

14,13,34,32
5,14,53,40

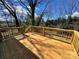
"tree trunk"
31,8,35,26
14,15,20,27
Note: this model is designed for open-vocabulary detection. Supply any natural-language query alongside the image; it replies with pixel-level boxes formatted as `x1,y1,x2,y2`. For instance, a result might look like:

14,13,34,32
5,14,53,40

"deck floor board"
19,33,79,59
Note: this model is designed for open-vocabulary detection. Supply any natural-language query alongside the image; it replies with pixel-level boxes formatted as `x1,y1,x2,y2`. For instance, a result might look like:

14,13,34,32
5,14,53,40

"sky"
0,0,79,21
50,0,79,19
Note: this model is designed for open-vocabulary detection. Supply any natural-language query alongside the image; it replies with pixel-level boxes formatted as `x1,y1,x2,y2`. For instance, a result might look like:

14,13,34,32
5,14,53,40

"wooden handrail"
0,26,31,40
31,26,74,43
0,27,22,40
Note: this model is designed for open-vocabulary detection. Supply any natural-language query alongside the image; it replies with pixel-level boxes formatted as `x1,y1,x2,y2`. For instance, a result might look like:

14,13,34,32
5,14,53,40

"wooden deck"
19,32,79,59
0,38,39,59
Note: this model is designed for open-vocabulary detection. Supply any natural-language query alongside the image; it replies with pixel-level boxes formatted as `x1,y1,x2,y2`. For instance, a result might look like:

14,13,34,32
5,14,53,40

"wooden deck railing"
31,26,79,56
31,26,74,43
0,27,22,39
0,26,31,41
0,26,79,56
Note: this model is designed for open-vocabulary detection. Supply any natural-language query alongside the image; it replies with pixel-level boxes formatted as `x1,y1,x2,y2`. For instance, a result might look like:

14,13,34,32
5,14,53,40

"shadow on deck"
19,32,79,59
0,37,39,59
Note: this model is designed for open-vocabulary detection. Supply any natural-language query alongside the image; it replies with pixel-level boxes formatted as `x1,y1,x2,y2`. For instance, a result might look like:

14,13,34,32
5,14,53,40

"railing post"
30,26,32,32
0,32,3,42
43,27,45,36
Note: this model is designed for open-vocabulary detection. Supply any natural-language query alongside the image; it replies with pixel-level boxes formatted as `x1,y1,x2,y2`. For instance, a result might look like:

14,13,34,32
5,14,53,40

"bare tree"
36,3,48,26
19,0,49,26
0,0,20,27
